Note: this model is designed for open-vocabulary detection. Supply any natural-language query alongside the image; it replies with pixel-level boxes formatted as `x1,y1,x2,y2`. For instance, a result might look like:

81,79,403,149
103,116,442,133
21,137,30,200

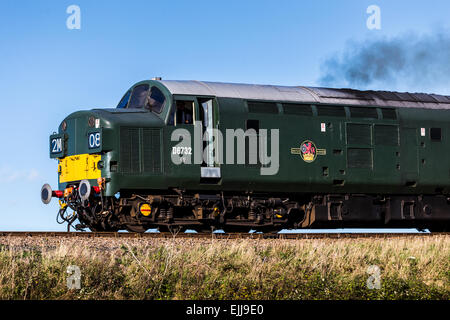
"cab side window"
170,101,194,125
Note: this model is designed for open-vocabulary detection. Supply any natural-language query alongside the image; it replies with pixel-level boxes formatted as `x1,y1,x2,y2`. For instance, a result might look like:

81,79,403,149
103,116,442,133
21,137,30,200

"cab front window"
128,84,150,109
117,90,131,108
126,84,166,114
147,86,166,113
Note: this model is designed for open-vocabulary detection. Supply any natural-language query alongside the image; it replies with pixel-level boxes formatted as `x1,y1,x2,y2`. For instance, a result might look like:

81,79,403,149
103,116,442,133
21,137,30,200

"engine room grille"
142,128,162,173
346,123,372,145
120,127,140,174
120,127,162,174
374,125,399,146
347,148,373,169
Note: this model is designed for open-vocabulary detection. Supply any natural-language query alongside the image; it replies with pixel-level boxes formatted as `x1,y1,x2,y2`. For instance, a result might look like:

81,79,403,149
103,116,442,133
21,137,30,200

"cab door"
165,96,200,188
165,95,221,188
198,97,221,182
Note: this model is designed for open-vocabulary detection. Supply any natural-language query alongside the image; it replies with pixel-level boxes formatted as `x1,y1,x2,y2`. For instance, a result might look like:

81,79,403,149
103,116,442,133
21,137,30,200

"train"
41,79,450,232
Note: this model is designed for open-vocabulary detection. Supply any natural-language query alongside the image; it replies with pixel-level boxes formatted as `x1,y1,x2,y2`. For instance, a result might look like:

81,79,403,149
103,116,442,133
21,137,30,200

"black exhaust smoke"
318,31,450,92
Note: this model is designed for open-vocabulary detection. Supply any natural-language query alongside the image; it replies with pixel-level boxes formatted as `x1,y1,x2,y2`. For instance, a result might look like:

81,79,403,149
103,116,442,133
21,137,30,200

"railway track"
0,231,448,239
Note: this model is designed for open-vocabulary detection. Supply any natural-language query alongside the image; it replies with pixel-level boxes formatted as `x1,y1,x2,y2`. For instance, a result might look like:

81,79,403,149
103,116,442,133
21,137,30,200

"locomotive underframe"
59,185,450,232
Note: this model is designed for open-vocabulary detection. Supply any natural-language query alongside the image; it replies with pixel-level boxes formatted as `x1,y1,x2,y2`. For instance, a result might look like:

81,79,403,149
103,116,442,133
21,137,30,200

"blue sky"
0,0,449,230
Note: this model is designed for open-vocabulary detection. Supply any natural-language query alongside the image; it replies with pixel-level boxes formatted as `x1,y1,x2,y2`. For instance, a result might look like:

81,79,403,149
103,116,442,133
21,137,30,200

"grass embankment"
0,236,448,299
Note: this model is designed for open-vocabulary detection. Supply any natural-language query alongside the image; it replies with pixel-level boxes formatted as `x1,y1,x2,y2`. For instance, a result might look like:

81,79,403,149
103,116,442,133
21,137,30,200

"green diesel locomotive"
41,79,450,232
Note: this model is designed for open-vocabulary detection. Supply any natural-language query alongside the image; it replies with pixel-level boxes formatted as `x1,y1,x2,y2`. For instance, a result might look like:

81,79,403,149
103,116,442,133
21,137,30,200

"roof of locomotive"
158,80,450,110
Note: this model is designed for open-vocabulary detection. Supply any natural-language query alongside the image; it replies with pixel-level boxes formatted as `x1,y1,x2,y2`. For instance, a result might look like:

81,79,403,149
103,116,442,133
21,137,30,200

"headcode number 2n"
51,138,62,153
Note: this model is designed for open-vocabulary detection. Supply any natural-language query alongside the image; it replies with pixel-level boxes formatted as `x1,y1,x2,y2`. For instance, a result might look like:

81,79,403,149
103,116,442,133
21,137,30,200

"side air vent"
317,105,346,117
347,123,372,145
143,128,162,173
347,148,373,169
120,127,140,174
282,103,313,116
120,127,162,174
350,107,378,119
247,101,278,114
374,125,399,146
381,108,397,120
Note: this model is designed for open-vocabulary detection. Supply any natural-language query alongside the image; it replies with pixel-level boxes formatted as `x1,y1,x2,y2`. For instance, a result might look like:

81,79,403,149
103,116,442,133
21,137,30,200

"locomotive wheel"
77,216,103,232
125,224,147,233
88,225,103,232
79,217,119,232
78,207,119,232
87,223,119,232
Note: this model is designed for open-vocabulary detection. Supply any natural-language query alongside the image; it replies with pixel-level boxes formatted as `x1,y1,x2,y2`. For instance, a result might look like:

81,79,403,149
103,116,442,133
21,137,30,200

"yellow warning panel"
59,154,101,183
140,204,152,216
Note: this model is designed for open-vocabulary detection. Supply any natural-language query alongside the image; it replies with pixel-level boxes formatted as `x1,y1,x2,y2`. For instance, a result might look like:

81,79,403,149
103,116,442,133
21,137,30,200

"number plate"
51,137,62,153
50,134,65,158
88,132,101,149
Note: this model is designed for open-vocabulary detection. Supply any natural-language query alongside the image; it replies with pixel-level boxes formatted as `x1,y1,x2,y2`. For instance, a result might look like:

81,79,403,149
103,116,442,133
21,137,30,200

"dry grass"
0,235,448,300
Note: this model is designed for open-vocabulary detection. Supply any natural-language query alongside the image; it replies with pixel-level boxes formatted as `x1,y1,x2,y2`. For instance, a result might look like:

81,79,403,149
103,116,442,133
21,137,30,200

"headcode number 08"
89,133,101,149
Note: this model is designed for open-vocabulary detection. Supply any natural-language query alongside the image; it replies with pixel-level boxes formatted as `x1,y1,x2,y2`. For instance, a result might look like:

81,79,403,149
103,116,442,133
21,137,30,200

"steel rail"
0,231,448,240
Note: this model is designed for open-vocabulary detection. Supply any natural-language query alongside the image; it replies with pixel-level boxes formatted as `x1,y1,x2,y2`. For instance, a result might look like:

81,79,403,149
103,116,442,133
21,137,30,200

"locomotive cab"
41,79,222,232
41,80,173,230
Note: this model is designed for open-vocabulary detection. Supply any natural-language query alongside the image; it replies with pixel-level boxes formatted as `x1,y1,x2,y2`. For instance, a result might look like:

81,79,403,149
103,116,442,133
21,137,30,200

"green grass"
0,236,448,299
